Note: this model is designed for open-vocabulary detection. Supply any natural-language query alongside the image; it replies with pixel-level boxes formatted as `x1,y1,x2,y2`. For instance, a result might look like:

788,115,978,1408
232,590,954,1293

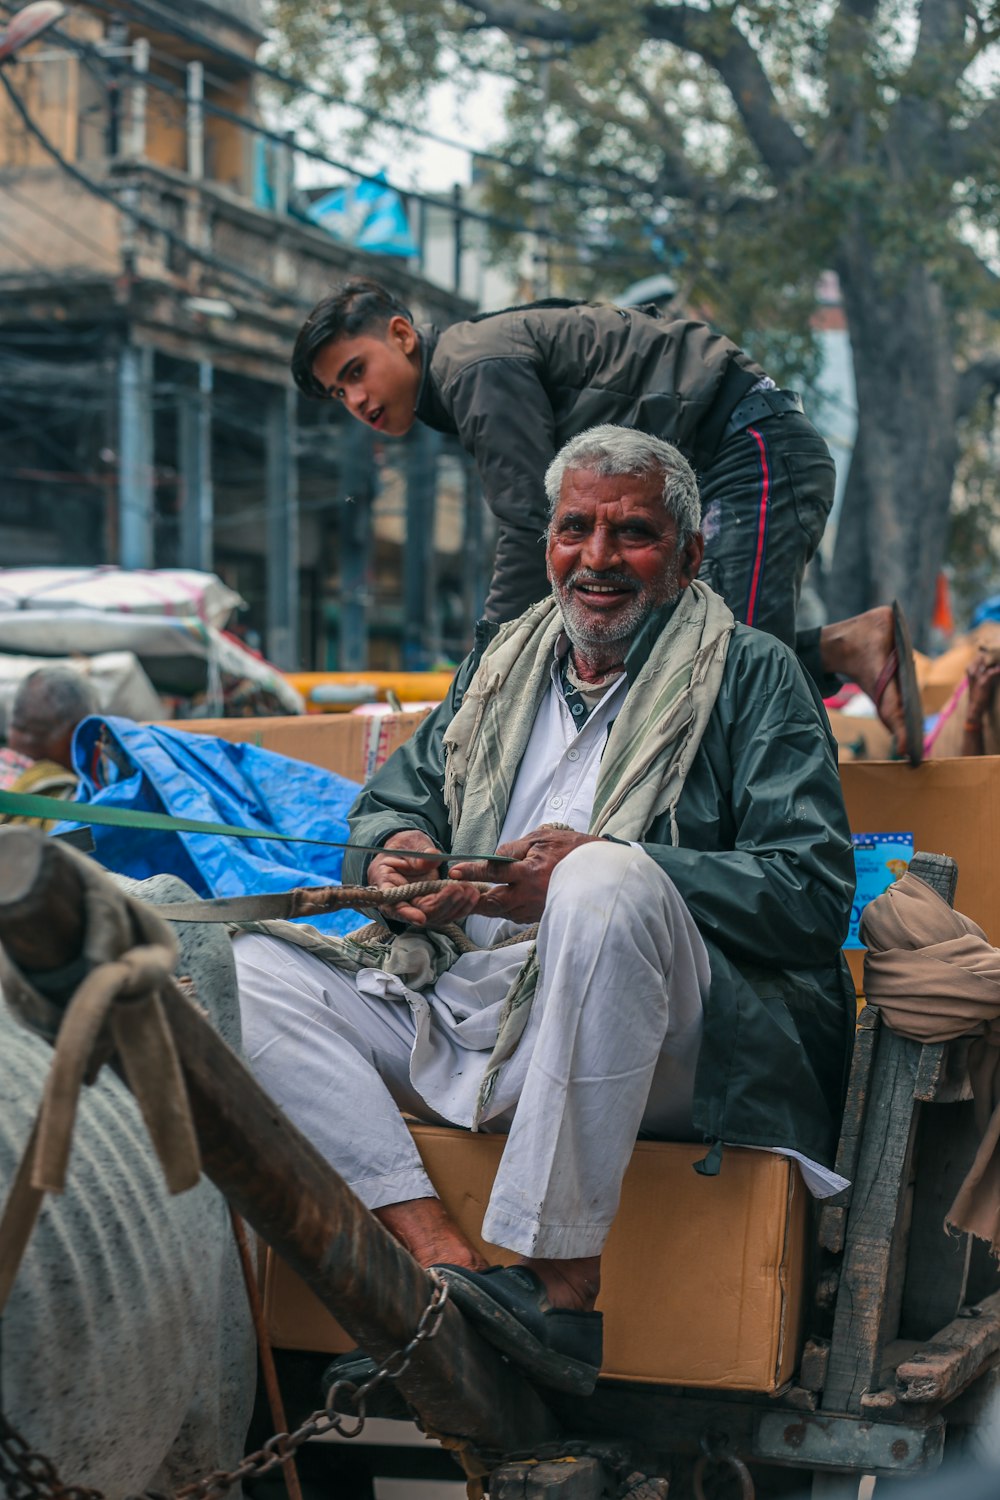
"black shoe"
321,1351,415,1423
432,1264,602,1395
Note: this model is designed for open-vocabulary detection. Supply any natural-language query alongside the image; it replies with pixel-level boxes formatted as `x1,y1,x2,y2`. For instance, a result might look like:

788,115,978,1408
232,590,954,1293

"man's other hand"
367,830,483,929
448,826,602,924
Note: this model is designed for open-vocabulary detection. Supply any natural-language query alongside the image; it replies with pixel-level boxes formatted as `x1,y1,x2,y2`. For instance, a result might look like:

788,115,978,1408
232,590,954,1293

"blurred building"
0,0,487,670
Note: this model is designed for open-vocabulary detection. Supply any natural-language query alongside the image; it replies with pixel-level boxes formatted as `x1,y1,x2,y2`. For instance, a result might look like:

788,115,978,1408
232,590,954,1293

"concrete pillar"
265,385,299,670
117,342,154,569
178,361,213,573
403,425,440,669
338,421,375,670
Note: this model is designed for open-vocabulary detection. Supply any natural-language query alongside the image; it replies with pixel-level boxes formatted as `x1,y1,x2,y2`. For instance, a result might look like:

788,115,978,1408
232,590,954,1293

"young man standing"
291,277,919,757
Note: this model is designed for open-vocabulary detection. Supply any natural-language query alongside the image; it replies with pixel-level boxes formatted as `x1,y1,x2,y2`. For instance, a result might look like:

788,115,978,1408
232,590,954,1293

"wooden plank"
895,1290,1000,1404
800,1338,831,1393
818,1008,880,1254
913,1040,973,1103
821,1026,923,1413
899,1101,976,1339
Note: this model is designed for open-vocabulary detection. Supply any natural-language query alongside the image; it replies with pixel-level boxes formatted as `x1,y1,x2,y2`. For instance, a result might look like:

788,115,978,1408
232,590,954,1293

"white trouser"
235,842,710,1258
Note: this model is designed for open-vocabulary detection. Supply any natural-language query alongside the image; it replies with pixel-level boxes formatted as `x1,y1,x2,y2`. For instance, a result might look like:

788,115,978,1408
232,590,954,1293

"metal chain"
0,1275,450,1500
0,1410,103,1500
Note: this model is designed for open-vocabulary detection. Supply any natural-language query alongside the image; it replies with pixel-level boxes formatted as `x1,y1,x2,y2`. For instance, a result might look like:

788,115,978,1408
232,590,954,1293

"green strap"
0,789,514,864
0,789,352,849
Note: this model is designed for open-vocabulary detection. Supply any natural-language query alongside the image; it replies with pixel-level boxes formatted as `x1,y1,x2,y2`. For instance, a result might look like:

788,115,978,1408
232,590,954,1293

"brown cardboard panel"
840,757,1000,992
261,1127,807,1391
162,711,429,784
825,710,893,761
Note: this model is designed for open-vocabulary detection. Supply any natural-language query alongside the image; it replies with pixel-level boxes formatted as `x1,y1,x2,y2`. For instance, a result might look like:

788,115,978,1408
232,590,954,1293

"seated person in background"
235,425,856,1395
0,667,97,827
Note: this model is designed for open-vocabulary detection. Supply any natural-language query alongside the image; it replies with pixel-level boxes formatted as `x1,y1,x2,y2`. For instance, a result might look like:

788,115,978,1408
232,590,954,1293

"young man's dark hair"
291,278,413,399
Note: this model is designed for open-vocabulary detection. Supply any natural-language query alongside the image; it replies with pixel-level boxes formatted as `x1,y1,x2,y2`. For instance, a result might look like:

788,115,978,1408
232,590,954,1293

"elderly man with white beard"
235,424,856,1398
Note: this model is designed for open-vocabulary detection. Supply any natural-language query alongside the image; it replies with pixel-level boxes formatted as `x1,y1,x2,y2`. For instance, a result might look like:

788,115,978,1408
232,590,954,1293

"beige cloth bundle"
862,871,1000,1250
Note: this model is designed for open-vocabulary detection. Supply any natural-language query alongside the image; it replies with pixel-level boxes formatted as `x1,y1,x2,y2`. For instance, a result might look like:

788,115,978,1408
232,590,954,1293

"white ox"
0,875,256,1497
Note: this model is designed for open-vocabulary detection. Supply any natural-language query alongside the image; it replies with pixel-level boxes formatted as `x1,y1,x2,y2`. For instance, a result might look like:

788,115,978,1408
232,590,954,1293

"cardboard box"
261,1125,807,1392
840,757,1000,992
825,709,893,762
164,711,429,784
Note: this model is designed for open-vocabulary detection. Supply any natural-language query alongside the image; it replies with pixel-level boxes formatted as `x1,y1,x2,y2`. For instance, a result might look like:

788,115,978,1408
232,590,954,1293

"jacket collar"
413,326,457,434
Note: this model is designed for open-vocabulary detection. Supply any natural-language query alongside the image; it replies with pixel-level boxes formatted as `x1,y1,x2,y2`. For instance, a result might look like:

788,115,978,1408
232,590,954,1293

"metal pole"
451,182,463,294
532,51,551,298
403,426,439,670
118,342,154,569
127,36,148,160
265,386,299,670
179,361,213,572
463,456,487,633
272,130,294,217
186,60,204,181
338,420,374,670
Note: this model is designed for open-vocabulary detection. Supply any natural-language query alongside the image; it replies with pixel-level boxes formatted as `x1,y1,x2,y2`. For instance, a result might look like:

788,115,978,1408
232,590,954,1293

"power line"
0,68,315,311
29,22,626,255
65,0,656,201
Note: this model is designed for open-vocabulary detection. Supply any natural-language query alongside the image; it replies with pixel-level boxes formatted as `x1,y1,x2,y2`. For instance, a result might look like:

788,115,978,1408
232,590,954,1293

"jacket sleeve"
342,658,475,886
444,357,556,622
641,643,855,969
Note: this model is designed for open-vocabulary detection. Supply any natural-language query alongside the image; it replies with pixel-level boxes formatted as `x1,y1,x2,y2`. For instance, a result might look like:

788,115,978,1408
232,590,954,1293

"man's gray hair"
544,425,701,541
13,666,98,725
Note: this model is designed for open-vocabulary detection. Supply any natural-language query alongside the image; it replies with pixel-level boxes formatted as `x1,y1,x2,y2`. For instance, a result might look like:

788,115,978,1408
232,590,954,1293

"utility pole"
265,386,299,670
117,342,154,569
338,421,375,670
178,361,213,573
403,426,440,669
532,48,552,298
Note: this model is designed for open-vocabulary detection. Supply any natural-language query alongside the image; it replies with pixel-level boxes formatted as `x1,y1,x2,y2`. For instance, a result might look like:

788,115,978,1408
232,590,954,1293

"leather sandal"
433,1263,602,1396
873,599,923,767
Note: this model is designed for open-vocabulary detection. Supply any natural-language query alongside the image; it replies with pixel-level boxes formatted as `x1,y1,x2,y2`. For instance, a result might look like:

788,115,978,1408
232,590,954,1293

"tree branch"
943,97,1000,182
461,1,810,183
957,354,1000,422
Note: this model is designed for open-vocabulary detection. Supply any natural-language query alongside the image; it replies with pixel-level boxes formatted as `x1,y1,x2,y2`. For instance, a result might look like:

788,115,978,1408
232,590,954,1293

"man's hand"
448,826,603,925
367,830,483,929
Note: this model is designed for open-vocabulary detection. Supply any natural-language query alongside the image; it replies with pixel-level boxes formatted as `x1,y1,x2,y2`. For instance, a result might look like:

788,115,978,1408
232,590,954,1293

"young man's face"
311,315,422,437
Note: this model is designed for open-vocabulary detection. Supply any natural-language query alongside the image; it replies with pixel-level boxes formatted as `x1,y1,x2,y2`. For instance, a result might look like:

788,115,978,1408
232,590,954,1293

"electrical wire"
20,21,629,253
67,0,656,199
0,67,316,310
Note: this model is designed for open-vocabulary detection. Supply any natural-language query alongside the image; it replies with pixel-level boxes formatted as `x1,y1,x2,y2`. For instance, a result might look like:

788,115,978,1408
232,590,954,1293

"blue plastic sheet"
59,716,365,935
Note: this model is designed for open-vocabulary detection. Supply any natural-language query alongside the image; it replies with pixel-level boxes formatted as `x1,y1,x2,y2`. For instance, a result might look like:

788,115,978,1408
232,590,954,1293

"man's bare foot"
515,1253,601,1313
375,1196,489,1272
819,606,909,758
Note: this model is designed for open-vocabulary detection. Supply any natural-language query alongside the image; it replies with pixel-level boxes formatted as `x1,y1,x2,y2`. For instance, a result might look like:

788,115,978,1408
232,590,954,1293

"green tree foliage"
267,0,1000,640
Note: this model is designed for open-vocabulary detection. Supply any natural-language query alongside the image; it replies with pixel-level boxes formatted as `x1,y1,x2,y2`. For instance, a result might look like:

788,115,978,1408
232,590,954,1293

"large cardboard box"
165,711,429,784
840,757,1000,992
261,1124,808,1392
824,709,893,762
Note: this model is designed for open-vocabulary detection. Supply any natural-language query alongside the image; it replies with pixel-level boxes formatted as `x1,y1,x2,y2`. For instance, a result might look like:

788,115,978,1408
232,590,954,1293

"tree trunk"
833,241,959,650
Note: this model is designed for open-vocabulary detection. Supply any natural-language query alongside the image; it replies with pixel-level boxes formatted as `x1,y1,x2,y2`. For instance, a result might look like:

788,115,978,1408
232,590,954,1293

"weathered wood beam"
895,1291,1000,1405
0,830,561,1467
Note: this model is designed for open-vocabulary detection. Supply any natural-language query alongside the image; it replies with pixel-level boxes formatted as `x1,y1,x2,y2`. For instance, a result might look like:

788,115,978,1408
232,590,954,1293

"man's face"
311,315,422,437
546,467,704,654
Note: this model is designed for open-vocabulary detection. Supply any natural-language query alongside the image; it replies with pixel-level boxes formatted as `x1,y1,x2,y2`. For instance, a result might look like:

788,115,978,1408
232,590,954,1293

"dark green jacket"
345,613,856,1169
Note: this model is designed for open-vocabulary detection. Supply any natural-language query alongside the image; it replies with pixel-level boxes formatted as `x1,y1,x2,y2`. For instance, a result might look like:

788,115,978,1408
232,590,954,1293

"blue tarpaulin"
58,716,365,935
307,173,419,257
